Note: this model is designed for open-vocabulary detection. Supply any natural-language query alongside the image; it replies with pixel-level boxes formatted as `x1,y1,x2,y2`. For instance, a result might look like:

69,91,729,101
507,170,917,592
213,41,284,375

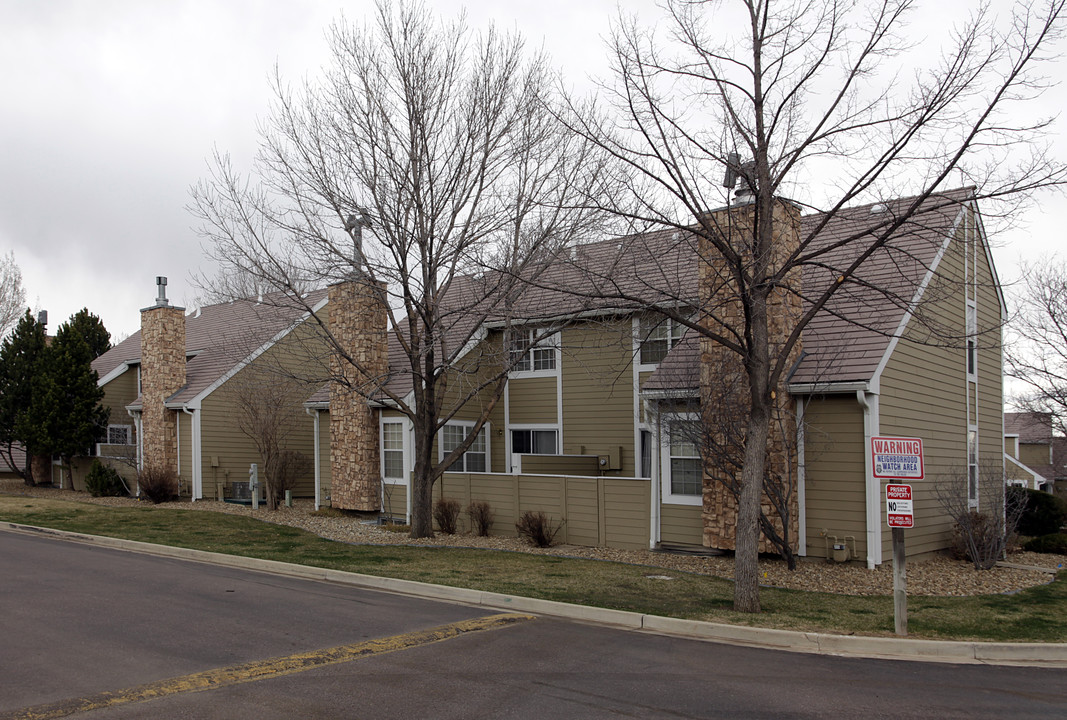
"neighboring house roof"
93,289,329,408
1054,437,1067,481
1005,412,1054,444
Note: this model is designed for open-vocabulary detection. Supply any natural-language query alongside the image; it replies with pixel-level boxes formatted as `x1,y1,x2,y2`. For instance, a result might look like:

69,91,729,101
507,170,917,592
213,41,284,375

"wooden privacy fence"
435,472,651,550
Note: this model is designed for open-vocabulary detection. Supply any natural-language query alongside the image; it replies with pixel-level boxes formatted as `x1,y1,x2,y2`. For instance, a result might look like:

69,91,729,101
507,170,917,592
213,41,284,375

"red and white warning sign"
886,484,914,528
872,436,924,479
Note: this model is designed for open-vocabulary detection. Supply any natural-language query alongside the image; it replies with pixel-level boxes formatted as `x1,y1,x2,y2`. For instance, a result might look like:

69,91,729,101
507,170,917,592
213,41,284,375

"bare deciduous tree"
0,252,27,340
558,0,1067,612
935,462,1026,570
229,367,314,511
191,1,601,536
1008,256,1067,435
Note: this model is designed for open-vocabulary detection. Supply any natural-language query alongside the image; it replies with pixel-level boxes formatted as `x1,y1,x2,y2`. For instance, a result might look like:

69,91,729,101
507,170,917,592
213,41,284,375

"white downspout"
796,397,807,557
307,407,321,511
181,407,202,501
857,389,882,568
646,400,661,550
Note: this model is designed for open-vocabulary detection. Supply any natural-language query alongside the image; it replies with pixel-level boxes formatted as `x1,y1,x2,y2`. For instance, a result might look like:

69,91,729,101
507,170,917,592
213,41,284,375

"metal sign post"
249,463,259,511
873,437,923,637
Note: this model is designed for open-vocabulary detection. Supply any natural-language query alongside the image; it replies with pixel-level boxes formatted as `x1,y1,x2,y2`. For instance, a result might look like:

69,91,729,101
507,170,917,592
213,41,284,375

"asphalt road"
1,529,1065,719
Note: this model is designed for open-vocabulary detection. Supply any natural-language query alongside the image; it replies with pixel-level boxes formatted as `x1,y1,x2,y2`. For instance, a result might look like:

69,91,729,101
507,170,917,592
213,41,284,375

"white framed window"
382,421,406,480
637,315,687,367
107,424,133,445
660,416,702,505
441,422,488,473
967,427,979,508
966,301,977,379
511,427,558,455
640,429,653,479
509,328,557,376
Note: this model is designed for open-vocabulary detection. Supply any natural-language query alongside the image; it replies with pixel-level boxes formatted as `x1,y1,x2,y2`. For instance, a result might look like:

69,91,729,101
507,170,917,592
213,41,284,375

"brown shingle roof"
642,188,976,393
93,289,328,408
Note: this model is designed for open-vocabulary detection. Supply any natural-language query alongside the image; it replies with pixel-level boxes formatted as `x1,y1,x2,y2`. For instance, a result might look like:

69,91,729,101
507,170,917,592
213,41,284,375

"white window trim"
380,418,410,484
508,424,560,473
967,424,979,509
660,413,702,506
509,329,561,379
634,315,687,371
106,423,134,445
965,299,977,381
439,420,491,473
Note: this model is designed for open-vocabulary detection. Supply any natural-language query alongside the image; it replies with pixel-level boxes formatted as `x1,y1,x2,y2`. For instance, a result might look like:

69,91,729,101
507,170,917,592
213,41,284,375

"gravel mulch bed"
4,479,1064,597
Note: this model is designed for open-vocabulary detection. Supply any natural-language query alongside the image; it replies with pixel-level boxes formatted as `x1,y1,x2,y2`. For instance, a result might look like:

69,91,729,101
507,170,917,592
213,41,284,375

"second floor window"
509,328,556,372
639,316,687,365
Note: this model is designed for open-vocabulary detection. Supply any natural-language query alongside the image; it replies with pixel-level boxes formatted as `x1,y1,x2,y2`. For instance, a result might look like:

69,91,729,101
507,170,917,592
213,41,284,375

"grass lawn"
1,496,1064,642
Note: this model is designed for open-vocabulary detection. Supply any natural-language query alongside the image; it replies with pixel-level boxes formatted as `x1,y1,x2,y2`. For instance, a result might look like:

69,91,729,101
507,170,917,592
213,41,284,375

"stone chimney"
698,198,802,553
328,278,388,511
140,277,186,473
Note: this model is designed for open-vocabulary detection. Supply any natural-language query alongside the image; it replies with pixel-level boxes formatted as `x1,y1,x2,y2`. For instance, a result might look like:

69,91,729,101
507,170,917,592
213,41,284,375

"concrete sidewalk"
5,521,1065,668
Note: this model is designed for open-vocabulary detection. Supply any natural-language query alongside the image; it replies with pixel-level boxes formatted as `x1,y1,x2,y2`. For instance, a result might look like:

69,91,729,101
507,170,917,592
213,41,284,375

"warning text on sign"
872,436,925,479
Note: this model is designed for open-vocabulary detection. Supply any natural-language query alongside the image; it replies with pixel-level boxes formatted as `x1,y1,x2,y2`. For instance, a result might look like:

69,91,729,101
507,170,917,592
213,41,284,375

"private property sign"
872,436,924,480
886,484,914,528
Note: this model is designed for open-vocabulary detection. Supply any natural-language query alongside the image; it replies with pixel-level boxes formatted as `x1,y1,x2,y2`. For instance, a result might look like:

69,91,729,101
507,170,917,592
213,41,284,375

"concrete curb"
5,522,1066,667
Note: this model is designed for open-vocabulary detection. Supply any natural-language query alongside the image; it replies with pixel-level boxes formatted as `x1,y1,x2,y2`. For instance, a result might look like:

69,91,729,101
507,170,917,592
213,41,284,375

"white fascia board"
869,206,966,390
183,295,329,411
97,361,136,387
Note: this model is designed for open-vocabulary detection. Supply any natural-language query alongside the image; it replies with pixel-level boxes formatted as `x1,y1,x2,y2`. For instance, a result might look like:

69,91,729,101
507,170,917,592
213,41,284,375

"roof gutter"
788,380,871,395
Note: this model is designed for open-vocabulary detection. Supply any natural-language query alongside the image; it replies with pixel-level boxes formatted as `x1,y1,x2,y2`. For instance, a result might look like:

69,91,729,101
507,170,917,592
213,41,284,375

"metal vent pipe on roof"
155,276,169,306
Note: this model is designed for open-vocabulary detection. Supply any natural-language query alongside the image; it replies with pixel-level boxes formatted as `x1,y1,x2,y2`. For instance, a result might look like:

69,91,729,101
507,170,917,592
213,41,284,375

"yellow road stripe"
3,612,534,720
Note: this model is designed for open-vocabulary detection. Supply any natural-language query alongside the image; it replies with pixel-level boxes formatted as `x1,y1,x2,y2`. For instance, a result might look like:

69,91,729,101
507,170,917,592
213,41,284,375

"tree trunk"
734,291,772,614
63,456,75,491
409,469,435,538
734,403,770,613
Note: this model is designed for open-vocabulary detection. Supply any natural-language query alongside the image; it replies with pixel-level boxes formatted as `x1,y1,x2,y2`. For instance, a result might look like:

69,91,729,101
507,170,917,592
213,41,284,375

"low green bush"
1023,533,1067,555
84,460,127,497
1011,487,1067,537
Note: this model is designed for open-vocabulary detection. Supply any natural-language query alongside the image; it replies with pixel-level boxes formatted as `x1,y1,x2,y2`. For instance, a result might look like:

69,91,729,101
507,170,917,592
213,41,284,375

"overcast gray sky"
2,0,1064,341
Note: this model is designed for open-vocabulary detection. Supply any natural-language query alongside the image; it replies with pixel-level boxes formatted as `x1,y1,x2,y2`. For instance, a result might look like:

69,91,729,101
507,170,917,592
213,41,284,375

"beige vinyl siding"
1019,443,1051,469
86,368,141,488
877,210,1004,558
560,321,637,475
198,327,321,500
101,368,139,421
436,472,650,549
381,480,407,517
177,410,193,497
507,376,557,424
660,504,703,546
802,395,867,560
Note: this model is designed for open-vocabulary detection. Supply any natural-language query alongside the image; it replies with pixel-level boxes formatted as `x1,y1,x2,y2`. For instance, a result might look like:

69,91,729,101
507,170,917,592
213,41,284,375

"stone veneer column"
140,292,186,474
699,198,802,553
329,279,388,511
